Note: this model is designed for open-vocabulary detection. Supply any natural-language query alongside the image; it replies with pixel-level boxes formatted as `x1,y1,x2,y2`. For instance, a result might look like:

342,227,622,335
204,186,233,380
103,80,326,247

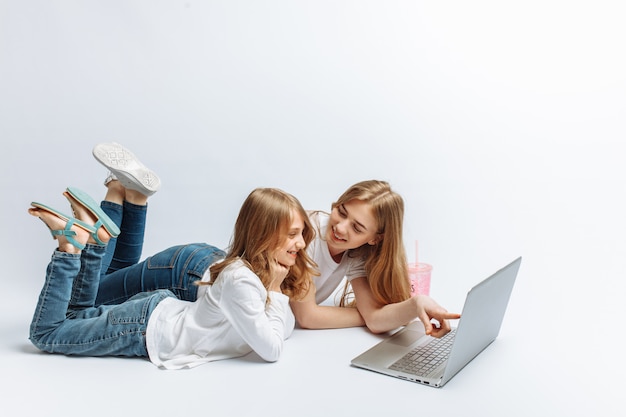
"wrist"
268,284,283,293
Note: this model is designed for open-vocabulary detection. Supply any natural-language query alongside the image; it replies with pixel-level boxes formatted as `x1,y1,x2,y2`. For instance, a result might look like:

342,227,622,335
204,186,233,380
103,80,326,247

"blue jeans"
29,244,174,357
99,200,147,276
96,200,226,305
96,243,226,305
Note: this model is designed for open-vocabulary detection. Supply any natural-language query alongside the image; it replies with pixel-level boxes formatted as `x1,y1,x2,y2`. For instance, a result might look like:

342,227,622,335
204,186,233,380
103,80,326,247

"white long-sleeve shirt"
145,259,294,370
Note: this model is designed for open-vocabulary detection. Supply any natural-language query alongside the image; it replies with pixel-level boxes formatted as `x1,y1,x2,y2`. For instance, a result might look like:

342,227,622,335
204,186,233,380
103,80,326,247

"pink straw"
415,240,418,267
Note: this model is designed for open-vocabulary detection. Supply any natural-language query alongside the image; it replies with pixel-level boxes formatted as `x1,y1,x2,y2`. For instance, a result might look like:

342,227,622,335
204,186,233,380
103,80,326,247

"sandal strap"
49,218,86,250
90,219,107,245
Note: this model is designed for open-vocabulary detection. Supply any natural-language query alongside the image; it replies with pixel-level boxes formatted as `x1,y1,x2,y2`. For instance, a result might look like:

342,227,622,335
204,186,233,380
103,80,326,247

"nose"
295,234,306,250
334,219,348,236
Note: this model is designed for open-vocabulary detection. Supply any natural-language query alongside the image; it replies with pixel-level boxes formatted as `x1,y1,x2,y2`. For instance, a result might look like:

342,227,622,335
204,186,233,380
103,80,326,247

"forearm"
358,298,418,334
291,302,365,329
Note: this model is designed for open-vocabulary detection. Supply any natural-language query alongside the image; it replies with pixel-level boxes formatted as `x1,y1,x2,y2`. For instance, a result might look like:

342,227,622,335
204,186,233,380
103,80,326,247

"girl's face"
326,199,380,257
272,209,307,268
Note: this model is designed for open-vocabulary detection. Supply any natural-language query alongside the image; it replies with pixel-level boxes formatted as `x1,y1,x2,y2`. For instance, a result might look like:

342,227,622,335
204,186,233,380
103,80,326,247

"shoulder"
307,211,330,246
307,210,328,230
214,261,268,303
219,260,263,287
346,246,370,263
222,259,254,276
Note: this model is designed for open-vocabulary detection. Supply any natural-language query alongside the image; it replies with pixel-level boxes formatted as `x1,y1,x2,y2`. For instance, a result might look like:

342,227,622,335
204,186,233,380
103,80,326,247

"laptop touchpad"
389,330,421,347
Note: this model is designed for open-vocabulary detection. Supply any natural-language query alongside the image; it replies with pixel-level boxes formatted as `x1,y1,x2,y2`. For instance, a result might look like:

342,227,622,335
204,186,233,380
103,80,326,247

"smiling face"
272,209,307,268
325,199,380,258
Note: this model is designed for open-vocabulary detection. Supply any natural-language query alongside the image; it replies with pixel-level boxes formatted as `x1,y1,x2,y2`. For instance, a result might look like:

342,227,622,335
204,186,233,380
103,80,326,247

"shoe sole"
65,187,121,237
92,143,161,196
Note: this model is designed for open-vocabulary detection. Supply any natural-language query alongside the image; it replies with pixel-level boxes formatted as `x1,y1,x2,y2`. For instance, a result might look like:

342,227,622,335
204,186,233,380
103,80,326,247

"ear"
367,235,382,246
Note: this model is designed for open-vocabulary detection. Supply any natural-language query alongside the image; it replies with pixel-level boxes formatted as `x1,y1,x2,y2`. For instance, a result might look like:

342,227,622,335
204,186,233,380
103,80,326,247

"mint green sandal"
64,187,121,244
30,202,97,250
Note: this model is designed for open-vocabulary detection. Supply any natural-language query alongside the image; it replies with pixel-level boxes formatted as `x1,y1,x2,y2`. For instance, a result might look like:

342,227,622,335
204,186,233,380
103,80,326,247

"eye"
352,224,363,233
287,229,303,239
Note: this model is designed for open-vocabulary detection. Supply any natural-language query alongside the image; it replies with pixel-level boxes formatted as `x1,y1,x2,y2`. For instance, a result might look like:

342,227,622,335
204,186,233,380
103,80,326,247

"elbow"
363,318,389,335
365,324,388,335
361,313,395,334
258,345,283,363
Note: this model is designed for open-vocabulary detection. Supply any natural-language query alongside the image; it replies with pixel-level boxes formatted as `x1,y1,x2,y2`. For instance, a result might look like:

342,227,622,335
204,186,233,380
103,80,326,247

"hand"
268,259,290,292
413,295,461,338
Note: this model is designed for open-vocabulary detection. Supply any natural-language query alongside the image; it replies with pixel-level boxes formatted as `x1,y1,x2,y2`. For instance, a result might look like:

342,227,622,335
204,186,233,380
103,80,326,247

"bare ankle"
104,181,126,205
58,241,82,254
124,189,149,206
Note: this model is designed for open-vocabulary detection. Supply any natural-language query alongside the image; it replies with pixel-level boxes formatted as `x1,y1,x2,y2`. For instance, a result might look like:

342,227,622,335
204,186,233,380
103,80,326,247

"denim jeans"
95,198,225,305
100,200,147,276
96,243,226,305
29,244,174,357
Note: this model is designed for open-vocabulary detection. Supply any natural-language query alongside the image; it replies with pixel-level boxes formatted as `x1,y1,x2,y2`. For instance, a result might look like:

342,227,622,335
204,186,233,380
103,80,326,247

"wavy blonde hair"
206,188,317,301
334,180,411,306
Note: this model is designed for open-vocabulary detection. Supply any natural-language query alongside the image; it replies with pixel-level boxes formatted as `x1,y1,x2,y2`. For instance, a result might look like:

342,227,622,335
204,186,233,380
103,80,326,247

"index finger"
440,312,461,320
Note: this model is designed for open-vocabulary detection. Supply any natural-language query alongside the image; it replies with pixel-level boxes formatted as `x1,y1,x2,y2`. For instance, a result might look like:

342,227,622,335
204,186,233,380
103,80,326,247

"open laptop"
351,256,521,388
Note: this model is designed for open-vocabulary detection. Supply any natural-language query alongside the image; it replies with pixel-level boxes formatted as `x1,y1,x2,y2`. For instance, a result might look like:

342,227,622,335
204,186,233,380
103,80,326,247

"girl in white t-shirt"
28,186,316,369
289,180,460,336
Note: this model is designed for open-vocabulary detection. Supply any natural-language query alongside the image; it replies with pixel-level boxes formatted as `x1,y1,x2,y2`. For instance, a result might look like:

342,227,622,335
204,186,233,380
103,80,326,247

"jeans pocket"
146,245,186,269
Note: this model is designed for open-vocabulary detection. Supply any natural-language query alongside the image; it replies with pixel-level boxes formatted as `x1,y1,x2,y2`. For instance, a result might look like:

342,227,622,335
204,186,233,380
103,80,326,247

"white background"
1,1,624,416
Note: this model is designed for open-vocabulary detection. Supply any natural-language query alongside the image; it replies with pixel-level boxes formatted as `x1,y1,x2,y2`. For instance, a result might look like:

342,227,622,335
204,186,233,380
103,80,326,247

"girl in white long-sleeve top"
28,185,316,369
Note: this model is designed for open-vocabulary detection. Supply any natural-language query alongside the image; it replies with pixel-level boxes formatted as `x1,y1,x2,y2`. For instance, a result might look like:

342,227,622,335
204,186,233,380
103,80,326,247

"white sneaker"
93,142,161,196
103,172,118,186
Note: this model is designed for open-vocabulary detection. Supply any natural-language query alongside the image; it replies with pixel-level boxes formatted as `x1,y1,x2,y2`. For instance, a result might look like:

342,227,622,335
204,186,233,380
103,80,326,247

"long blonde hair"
335,180,411,306
206,188,317,301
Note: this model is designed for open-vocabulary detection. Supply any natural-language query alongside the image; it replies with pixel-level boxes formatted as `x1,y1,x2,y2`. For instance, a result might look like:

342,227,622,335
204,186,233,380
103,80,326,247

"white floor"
2,217,622,416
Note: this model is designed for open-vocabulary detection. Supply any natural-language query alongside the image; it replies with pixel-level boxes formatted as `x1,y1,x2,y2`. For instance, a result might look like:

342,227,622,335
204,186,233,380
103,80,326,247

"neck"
328,245,345,263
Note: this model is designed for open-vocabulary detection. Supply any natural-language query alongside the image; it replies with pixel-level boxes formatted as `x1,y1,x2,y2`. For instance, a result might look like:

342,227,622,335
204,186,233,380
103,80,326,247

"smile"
331,227,346,242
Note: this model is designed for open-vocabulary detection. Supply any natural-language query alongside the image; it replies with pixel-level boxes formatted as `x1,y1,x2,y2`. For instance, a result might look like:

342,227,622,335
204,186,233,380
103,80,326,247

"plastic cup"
408,262,432,296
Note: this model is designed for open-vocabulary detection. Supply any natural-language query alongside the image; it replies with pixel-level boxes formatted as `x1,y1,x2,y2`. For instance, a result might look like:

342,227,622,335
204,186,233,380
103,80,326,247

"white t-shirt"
307,211,367,304
145,259,294,370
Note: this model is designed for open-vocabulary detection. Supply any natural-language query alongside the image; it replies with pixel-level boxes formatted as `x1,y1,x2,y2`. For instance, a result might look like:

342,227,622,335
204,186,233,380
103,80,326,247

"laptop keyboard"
389,329,456,376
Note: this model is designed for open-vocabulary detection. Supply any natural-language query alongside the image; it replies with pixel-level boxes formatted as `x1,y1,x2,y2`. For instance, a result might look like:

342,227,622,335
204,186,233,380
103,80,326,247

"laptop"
351,256,521,388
